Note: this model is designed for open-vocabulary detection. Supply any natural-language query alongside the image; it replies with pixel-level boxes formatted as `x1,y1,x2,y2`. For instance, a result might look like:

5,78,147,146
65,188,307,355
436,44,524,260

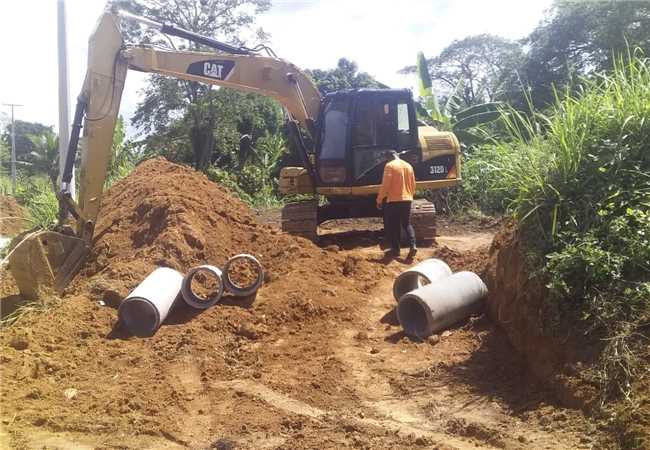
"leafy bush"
207,134,288,208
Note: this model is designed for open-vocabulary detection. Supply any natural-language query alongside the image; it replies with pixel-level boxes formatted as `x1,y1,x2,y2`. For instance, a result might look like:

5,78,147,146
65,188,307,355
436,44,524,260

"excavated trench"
0,159,617,449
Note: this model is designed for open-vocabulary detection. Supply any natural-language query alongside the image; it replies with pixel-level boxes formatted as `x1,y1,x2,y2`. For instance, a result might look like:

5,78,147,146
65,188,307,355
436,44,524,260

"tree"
26,131,59,190
2,120,54,160
401,35,524,109
137,88,283,171
413,51,503,148
307,58,386,95
521,1,650,107
112,0,271,170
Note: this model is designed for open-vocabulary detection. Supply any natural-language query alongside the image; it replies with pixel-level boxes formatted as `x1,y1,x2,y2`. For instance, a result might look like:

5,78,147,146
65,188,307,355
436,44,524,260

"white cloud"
0,0,553,134
258,0,554,89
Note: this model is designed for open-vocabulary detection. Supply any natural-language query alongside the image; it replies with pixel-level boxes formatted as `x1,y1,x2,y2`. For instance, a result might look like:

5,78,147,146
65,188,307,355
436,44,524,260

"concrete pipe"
181,265,224,309
397,271,487,338
223,254,264,297
118,267,183,337
393,258,452,302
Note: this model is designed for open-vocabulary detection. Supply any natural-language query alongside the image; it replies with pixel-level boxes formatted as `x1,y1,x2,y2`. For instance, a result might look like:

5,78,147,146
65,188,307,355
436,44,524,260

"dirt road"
2,220,605,449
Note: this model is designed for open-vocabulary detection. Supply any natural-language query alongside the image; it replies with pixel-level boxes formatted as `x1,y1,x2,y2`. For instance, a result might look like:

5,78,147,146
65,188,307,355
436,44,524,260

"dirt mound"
484,222,602,410
0,195,29,236
0,158,383,447
75,157,326,300
485,223,650,446
430,245,489,276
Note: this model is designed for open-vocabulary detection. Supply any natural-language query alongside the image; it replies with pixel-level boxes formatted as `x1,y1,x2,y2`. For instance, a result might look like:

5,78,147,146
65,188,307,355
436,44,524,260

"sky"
0,0,554,134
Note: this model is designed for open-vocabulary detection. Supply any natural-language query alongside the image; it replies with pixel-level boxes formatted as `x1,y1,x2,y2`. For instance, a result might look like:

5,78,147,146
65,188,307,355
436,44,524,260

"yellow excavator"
7,9,460,298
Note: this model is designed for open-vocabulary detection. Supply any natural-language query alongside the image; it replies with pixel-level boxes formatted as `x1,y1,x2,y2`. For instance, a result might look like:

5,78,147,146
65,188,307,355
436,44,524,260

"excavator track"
410,199,437,244
281,200,319,241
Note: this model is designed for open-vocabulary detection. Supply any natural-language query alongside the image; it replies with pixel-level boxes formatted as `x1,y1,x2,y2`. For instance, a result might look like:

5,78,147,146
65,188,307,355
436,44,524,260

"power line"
3,103,22,195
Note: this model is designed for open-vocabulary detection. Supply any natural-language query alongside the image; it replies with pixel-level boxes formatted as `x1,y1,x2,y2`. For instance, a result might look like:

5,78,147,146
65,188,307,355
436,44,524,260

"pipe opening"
397,295,431,338
182,265,224,309
224,254,263,296
189,268,223,304
393,272,429,302
119,297,159,337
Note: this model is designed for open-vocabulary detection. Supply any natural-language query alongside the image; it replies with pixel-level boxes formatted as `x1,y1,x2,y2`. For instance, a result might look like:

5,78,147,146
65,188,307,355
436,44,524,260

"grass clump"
1,174,58,229
471,51,650,404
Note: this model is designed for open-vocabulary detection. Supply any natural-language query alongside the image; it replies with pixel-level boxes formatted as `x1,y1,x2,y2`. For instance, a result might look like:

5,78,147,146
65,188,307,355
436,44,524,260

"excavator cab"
279,88,459,240
316,89,420,188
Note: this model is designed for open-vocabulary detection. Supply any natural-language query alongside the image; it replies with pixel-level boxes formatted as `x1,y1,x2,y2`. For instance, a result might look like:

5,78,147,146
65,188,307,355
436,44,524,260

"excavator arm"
8,10,322,298
77,11,321,231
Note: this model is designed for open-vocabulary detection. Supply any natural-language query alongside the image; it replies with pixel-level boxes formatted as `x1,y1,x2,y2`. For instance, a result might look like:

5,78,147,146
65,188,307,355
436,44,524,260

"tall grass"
482,52,650,244
0,174,58,229
469,51,650,404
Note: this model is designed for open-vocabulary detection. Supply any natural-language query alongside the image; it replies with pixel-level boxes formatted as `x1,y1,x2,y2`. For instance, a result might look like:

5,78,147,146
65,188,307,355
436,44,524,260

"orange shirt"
377,158,416,204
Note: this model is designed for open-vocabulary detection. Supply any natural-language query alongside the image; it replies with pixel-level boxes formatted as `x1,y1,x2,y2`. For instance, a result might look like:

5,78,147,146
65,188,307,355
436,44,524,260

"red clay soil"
73,157,332,299
484,221,650,447
484,222,601,410
0,195,29,236
0,159,614,449
0,158,391,448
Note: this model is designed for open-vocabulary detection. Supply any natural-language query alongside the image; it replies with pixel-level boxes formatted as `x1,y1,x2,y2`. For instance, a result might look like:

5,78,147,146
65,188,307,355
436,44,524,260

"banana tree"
26,132,60,191
415,51,502,147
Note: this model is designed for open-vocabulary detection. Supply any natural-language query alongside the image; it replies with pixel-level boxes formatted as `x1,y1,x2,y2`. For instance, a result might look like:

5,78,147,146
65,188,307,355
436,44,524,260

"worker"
377,150,417,259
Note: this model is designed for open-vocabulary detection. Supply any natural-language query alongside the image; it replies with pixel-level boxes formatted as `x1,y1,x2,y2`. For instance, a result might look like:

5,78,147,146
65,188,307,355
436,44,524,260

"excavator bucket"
7,231,90,299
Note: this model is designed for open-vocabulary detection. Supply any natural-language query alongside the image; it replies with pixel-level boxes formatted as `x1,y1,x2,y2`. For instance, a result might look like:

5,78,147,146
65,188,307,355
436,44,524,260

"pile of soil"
0,158,385,447
0,160,616,448
0,195,29,236
76,157,325,298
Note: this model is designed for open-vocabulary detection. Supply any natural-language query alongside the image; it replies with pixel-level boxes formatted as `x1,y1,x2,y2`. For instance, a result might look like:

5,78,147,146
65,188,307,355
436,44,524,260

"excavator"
7,9,461,299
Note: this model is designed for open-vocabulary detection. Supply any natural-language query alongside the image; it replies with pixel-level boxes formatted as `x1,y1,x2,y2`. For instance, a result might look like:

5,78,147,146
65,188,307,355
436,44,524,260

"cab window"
396,102,412,148
352,98,395,148
351,98,393,179
320,97,349,160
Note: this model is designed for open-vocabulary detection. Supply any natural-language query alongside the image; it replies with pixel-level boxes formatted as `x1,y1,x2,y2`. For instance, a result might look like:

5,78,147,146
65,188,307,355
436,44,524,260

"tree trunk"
190,120,215,171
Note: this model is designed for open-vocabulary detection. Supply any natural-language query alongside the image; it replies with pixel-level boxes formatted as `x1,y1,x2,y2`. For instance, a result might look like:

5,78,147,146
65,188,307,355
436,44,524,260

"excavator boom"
8,10,321,298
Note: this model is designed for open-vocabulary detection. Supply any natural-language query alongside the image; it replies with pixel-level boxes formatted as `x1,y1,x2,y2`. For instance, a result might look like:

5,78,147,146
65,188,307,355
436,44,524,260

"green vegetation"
106,117,138,187
10,176,58,229
114,0,273,172
206,134,288,207
465,51,649,403
415,51,502,147
0,117,132,230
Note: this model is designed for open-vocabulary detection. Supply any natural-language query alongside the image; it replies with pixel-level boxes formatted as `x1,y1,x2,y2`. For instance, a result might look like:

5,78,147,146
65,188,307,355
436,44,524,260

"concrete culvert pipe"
181,265,225,309
118,267,183,337
393,258,452,302
223,254,264,297
397,271,487,338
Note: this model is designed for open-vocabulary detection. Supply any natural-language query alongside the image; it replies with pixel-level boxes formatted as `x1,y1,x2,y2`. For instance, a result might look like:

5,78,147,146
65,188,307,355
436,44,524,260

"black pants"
384,201,416,252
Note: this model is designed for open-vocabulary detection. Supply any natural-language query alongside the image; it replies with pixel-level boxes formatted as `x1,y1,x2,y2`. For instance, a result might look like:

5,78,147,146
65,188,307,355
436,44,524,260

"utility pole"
3,103,22,194
57,0,74,198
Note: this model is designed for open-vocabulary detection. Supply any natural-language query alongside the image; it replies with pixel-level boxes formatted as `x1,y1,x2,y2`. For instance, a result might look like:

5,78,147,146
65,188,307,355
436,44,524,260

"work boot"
389,248,400,258
407,246,418,260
